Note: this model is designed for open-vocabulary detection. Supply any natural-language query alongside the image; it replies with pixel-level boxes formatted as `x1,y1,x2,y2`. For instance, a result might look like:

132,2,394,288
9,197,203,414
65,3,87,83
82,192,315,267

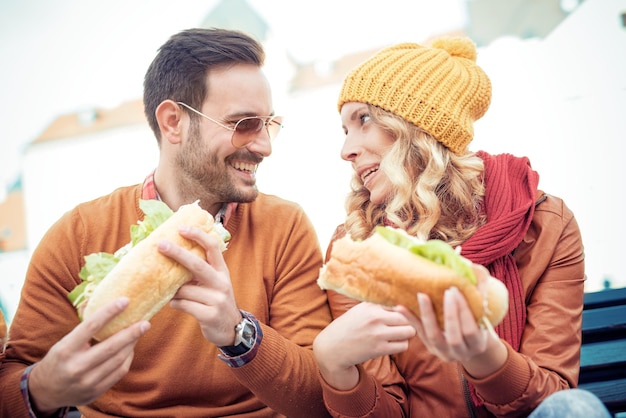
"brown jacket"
0,185,332,417
321,193,585,417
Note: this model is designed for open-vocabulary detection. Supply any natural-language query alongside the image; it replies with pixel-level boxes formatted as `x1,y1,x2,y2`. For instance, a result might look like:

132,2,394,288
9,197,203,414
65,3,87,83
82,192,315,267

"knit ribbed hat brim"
338,38,492,155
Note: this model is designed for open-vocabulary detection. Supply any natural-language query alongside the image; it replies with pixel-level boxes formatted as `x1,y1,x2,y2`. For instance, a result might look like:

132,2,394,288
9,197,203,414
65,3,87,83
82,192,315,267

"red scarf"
460,151,539,405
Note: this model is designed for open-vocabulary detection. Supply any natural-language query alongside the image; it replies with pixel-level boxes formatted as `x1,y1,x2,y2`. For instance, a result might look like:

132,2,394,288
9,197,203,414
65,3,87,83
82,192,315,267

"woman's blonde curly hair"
344,105,486,246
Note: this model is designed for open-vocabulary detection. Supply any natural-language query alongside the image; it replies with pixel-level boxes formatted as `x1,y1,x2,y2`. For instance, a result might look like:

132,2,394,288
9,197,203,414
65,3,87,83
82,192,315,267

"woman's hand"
314,302,415,390
396,265,508,378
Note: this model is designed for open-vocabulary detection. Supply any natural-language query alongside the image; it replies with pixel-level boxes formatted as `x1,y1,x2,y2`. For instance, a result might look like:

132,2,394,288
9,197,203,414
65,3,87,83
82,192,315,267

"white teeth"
233,161,257,173
361,167,377,183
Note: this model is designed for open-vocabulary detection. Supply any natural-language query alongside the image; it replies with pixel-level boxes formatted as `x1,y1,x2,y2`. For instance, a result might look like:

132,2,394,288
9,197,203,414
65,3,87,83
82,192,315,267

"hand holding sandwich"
27,298,150,415
314,302,416,391
395,263,508,379
71,200,231,341
78,197,244,348
314,265,506,392
158,224,244,347
28,200,238,415
316,226,510,386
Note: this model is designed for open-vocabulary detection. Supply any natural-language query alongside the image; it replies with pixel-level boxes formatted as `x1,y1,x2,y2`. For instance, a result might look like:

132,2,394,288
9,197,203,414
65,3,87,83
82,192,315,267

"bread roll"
83,201,219,341
318,232,508,328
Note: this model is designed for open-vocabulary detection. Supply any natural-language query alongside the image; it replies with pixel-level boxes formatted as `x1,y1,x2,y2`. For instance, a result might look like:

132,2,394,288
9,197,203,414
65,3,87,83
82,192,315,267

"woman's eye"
359,113,371,124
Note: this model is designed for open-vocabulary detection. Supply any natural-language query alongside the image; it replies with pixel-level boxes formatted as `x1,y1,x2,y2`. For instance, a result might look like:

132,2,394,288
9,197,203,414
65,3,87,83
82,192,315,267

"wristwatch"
219,314,256,356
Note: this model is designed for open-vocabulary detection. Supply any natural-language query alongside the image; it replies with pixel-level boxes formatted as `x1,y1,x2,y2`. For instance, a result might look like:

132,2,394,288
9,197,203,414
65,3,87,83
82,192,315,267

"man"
0,28,332,417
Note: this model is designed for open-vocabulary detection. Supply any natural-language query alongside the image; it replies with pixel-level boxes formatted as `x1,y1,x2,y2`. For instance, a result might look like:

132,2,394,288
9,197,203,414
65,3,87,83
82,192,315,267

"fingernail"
445,287,458,302
116,297,129,308
157,240,170,251
179,225,190,233
140,321,151,333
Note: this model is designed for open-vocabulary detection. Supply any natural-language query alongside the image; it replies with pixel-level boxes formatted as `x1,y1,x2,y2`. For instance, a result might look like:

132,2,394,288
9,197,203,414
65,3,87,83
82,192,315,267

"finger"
172,282,210,302
72,298,130,344
417,293,449,354
373,306,413,327
392,305,420,330
394,302,427,341
40,317,149,408
169,289,234,332
452,288,489,350
172,280,233,310
177,226,228,273
412,320,427,342
453,287,480,333
157,238,213,277
169,296,208,318
71,346,137,405
387,325,417,342
384,340,411,355
82,320,150,372
86,339,136,382
417,293,439,333
443,287,465,350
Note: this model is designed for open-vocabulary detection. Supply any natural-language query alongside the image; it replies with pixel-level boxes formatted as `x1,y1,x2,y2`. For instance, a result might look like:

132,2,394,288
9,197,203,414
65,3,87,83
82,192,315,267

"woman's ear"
155,100,185,144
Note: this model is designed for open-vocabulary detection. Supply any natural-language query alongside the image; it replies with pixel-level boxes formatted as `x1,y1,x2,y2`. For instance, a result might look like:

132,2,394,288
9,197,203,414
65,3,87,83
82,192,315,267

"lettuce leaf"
374,225,476,285
68,199,174,311
130,199,174,246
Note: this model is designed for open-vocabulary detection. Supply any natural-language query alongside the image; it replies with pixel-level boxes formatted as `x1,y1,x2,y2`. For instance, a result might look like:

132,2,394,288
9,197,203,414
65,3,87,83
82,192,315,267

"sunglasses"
177,102,284,148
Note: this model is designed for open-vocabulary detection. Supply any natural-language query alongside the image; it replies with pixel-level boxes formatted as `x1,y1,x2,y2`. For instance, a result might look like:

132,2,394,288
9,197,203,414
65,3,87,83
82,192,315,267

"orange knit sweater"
0,185,332,417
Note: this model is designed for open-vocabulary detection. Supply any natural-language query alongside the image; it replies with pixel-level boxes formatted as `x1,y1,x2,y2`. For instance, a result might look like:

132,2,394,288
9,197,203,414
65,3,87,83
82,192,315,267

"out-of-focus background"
1,0,625,323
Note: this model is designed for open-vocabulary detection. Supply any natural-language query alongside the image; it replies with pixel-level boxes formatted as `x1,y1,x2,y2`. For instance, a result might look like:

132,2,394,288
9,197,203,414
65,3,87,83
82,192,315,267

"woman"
314,37,609,417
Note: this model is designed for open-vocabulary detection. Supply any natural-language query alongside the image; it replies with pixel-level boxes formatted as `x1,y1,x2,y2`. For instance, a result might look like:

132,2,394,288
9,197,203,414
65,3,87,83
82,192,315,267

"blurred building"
466,0,582,45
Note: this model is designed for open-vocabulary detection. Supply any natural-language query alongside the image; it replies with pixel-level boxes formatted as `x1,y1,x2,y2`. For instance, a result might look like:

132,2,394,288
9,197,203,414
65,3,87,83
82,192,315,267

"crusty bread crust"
318,233,508,328
83,201,216,340
483,275,509,327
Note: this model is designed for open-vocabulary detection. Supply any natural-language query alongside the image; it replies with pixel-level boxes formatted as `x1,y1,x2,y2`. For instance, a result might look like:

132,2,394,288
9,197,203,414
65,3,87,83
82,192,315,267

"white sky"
0,0,466,197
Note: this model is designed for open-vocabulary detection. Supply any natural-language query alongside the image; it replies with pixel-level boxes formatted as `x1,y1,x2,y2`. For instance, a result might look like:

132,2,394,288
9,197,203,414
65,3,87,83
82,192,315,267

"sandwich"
318,226,508,328
68,199,230,341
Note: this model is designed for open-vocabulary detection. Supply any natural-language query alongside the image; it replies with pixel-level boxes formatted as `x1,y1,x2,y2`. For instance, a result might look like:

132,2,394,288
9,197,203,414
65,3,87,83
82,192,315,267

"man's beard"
175,122,260,204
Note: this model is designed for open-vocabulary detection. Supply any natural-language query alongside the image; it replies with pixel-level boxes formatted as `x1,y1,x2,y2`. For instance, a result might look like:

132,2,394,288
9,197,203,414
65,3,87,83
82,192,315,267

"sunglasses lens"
232,117,284,147
235,117,265,134
267,117,283,140
232,118,263,148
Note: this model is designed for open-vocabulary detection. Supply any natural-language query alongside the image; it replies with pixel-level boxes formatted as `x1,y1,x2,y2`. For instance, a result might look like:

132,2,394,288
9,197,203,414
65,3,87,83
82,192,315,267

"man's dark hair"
143,28,265,142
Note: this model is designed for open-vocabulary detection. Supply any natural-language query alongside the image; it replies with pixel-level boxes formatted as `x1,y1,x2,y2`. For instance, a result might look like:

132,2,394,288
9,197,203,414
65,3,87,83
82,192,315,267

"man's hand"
160,226,242,347
28,297,150,414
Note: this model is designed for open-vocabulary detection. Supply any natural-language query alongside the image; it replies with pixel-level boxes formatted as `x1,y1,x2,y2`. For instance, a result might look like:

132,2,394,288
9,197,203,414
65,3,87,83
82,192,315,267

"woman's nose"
340,136,360,162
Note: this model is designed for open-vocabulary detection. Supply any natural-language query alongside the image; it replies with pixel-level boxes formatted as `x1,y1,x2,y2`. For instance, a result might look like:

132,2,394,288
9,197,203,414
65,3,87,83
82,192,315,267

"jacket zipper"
460,365,478,418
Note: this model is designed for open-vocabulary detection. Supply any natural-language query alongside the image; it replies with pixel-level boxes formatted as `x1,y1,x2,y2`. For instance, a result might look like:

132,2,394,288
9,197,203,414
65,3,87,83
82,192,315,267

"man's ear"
155,100,185,144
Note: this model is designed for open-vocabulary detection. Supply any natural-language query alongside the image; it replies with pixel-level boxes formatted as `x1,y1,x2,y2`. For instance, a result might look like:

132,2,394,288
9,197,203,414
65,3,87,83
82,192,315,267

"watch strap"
217,310,263,367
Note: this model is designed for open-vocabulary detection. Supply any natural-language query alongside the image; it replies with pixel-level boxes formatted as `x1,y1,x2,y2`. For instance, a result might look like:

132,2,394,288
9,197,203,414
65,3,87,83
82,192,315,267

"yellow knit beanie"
338,37,491,155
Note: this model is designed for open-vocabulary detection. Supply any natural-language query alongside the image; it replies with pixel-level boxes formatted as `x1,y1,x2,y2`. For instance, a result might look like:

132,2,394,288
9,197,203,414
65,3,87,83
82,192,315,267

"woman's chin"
368,188,388,206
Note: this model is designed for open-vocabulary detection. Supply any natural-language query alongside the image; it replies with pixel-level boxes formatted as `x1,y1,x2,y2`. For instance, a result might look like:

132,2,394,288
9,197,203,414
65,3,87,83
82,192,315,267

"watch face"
235,318,255,348
241,319,255,346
